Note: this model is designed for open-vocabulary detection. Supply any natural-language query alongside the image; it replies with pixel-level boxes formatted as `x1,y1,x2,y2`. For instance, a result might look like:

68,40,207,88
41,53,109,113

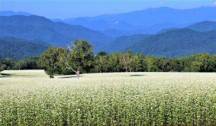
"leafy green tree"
190,61,203,72
205,56,216,72
145,57,159,72
0,59,15,71
0,62,3,72
94,52,109,72
155,58,184,72
97,51,108,56
118,52,147,72
133,54,147,72
15,57,41,70
107,53,122,72
39,48,67,77
119,52,134,72
189,54,216,72
69,40,94,73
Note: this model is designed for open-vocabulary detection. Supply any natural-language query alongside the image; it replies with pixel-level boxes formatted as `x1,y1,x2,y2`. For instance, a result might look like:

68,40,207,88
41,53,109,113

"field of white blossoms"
1,70,216,125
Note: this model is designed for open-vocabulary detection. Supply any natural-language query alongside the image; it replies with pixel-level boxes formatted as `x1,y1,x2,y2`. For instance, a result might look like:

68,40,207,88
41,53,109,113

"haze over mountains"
65,7,216,37
1,7,216,59
0,15,111,51
188,21,216,32
112,27,216,57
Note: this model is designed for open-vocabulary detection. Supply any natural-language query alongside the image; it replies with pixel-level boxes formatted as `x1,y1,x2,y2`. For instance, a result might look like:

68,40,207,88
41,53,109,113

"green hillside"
0,37,48,59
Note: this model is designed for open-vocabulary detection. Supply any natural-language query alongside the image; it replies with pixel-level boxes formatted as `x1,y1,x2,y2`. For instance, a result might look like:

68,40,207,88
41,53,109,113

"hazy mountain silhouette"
65,7,216,37
0,15,112,51
108,25,216,57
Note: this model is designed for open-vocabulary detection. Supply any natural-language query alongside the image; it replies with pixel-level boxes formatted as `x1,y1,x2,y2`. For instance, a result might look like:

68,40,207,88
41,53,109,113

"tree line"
1,40,216,76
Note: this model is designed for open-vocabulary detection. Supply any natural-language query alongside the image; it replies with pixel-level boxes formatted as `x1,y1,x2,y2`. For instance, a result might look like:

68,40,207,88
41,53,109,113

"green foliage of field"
1,71,216,125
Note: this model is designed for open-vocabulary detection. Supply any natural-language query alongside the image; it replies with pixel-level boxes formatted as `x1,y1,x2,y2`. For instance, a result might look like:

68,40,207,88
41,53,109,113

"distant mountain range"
0,15,112,51
0,37,48,59
188,21,216,32
108,21,216,57
1,7,216,58
65,7,216,37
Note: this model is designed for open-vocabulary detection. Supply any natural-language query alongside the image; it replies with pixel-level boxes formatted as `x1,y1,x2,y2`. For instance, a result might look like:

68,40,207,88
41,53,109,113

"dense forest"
1,40,216,77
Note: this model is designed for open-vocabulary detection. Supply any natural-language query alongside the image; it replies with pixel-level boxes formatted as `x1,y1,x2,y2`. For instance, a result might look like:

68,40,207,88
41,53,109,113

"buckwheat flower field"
1,70,216,125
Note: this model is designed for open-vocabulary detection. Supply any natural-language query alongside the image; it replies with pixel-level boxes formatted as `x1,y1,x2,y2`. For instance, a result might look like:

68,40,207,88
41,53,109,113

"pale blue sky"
0,0,216,18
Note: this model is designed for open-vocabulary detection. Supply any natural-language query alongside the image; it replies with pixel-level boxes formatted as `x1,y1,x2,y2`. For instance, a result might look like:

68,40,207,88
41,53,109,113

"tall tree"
69,40,94,73
145,57,159,72
94,52,109,73
39,48,67,77
108,53,122,72
119,52,133,72
132,54,147,72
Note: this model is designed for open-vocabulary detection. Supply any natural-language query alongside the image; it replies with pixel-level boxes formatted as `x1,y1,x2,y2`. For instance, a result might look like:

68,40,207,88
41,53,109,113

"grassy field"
1,70,216,125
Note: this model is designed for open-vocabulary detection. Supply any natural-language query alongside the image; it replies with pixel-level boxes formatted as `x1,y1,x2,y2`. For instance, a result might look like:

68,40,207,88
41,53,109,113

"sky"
0,0,216,19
